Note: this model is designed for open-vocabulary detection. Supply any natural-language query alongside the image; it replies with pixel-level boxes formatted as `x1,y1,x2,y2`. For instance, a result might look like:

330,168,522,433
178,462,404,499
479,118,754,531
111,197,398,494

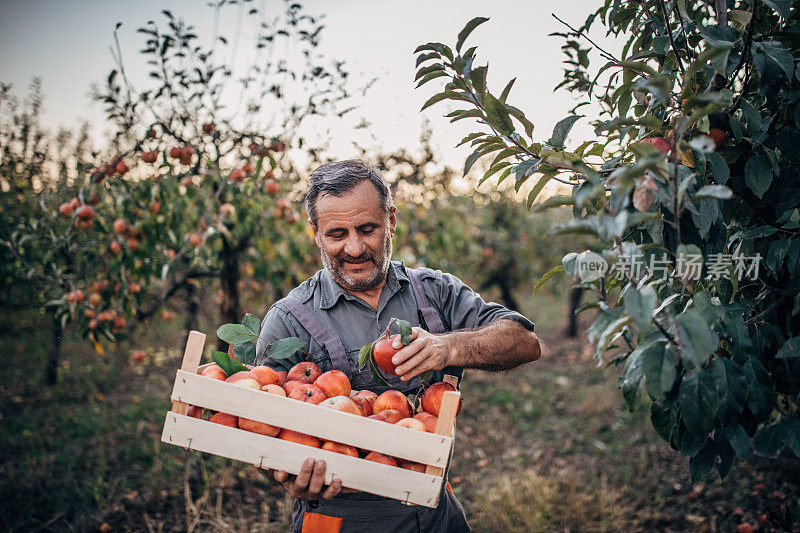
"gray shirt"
255,261,534,385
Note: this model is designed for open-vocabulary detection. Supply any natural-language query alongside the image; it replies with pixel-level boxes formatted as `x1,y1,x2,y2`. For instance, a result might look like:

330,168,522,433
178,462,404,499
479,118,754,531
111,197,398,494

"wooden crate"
161,331,461,508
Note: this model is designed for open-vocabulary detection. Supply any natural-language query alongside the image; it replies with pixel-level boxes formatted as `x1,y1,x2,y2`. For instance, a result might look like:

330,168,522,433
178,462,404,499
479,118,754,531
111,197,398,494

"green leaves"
483,93,515,135
752,41,794,80
676,311,719,368
549,115,582,151
216,323,257,345
456,17,489,53
744,154,773,199
211,350,248,377
679,369,720,438
269,337,306,360
358,341,389,386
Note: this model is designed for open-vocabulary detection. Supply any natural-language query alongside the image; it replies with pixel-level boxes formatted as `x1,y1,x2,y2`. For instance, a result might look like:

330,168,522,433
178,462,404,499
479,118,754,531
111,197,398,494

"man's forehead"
316,181,383,217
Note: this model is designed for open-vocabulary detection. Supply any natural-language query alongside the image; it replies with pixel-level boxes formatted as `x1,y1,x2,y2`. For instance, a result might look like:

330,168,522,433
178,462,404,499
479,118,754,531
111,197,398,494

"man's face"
311,180,396,291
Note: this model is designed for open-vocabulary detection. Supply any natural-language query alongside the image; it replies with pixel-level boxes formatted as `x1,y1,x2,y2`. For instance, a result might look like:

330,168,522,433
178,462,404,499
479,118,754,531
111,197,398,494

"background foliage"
415,0,800,480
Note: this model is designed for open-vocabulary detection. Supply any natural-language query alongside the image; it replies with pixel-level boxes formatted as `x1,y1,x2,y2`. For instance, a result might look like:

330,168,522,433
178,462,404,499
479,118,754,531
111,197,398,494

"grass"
1,288,799,532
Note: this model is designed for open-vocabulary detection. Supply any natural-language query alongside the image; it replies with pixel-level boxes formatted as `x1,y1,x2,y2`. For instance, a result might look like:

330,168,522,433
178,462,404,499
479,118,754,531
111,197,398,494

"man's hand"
391,320,540,379
273,459,342,500
391,327,452,381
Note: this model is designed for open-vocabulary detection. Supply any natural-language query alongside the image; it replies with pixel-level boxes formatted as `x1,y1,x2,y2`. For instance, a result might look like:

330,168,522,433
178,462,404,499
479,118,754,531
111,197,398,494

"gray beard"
321,234,393,291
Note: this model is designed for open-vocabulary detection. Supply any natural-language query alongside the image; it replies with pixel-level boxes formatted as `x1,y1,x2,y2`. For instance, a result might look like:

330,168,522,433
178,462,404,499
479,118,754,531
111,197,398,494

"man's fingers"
306,460,327,495
273,470,289,483
395,349,430,377
293,458,315,490
322,478,343,499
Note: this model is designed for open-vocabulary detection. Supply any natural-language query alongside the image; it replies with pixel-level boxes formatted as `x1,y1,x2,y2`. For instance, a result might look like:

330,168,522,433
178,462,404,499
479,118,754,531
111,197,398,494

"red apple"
238,398,281,437
398,459,426,472
414,412,438,433
287,361,323,384
314,370,351,398
322,441,359,457
640,136,671,154
251,366,281,388
352,390,378,416
209,412,238,427
364,452,397,467
283,380,303,396
377,409,405,424
395,418,427,432
289,383,328,404
278,429,321,448
261,384,287,396
319,395,362,416
373,334,400,375
201,364,227,381
276,371,287,384
225,371,261,390
187,405,202,419
421,382,462,417
373,390,411,418
368,412,388,423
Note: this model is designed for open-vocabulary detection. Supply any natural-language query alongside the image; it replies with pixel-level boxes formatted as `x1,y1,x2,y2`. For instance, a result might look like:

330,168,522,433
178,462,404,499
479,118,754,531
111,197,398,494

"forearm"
445,319,540,371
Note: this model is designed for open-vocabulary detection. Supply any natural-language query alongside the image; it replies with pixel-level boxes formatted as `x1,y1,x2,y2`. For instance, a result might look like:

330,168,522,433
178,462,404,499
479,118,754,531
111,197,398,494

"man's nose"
344,234,365,256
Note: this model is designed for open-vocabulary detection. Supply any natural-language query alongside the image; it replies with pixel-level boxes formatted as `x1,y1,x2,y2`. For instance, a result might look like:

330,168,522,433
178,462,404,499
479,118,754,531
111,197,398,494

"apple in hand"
289,383,328,404
314,370,351,398
373,390,411,418
421,382,462,417
287,362,323,384
373,334,400,375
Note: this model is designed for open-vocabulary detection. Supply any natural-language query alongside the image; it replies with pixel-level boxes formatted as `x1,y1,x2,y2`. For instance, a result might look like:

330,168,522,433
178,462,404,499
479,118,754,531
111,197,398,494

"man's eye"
360,227,375,235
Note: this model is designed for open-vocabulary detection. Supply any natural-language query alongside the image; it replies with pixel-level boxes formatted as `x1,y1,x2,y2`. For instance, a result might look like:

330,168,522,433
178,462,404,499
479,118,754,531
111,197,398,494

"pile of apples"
188,361,462,471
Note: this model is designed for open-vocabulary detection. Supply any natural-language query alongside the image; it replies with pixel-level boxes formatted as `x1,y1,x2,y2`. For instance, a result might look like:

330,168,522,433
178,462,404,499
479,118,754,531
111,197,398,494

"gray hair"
305,160,394,225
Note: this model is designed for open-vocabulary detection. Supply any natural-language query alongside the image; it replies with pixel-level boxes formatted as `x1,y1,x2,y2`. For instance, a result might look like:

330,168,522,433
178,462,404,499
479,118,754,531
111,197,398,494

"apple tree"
89,1,349,351
415,2,800,480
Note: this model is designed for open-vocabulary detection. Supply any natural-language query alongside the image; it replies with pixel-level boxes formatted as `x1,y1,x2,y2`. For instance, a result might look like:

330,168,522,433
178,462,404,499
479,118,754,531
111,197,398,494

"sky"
0,0,618,180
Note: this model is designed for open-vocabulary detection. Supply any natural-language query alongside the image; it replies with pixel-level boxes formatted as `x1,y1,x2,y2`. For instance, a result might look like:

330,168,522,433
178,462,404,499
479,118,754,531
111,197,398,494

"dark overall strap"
407,268,446,334
407,268,464,387
282,296,357,377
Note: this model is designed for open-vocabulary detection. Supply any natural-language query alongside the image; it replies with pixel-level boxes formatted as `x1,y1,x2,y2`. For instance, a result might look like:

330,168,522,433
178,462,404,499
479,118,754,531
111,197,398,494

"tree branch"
656,0,686,75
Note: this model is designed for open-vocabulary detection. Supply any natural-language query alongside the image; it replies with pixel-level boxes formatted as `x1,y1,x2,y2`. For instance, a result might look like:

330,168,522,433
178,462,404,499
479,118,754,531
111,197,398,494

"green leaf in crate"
234,341,257,366
211,350,248,377
217,323,258,345
241,313,261,335
269,337,306,360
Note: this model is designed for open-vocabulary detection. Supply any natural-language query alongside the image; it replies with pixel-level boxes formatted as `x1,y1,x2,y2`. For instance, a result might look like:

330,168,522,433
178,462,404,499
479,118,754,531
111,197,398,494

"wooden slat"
443,374,459,387
424,390,460,477
171,370,452,467
161,412,443,507
171,331,206,415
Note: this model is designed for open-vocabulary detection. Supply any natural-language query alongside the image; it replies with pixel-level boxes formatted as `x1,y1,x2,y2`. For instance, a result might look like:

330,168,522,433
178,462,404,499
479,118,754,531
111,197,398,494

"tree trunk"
184,282,199,348
46,316,63,385
217,238,241,352
566,287,583,338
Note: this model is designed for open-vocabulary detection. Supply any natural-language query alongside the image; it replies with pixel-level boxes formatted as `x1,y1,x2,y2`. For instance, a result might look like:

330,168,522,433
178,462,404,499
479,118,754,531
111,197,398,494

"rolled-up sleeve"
423,270,534,332
255,303,304,372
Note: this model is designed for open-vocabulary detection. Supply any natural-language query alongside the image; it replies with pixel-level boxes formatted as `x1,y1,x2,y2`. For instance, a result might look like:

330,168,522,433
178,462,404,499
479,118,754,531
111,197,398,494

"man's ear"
308,218,321,247
388,206,397,237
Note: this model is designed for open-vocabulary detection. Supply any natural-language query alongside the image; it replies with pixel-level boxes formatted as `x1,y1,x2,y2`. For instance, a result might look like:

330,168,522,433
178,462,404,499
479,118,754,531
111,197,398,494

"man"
255,159,540,532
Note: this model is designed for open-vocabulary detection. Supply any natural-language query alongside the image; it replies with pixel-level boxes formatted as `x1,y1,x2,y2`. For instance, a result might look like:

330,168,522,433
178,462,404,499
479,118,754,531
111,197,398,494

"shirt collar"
319,260,410,310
